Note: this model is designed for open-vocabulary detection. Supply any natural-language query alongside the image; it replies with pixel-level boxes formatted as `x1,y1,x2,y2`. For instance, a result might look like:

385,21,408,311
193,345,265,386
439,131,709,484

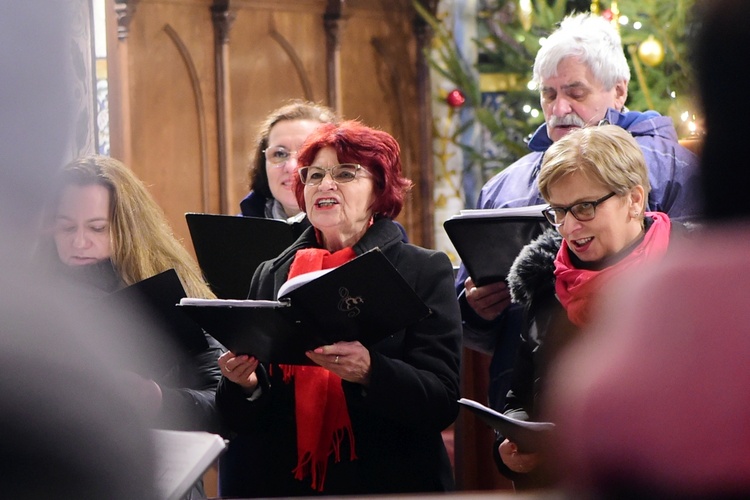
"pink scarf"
555,213,672,327
278,246,358,491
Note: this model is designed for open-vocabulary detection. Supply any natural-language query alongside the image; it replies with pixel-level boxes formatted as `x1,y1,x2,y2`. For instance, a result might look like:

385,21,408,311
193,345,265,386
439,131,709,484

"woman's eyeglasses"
542,192,616,227
263,146,298,167
298,164,365,186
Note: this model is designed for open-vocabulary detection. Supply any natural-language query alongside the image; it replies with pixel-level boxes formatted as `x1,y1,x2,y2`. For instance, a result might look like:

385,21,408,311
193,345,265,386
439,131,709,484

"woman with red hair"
216,121,461,497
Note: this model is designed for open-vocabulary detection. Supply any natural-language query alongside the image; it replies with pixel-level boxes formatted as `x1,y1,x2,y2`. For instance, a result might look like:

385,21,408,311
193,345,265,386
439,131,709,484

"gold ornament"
518,0,533,32
638,36,665,67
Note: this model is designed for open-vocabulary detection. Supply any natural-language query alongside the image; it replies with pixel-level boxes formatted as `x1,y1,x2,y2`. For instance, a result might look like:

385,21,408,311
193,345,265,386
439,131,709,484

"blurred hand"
219,351,259,391
119,370,163,419
464,277,511,321
499,438,541,474
307,341,372,386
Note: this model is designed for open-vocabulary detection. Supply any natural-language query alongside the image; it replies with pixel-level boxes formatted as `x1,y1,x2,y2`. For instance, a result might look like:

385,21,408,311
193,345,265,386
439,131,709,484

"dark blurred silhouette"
1,3,156,498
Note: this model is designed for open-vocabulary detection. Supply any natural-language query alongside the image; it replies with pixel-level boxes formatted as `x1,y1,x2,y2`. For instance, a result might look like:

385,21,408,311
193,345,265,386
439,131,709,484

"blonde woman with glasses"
494,124,689,490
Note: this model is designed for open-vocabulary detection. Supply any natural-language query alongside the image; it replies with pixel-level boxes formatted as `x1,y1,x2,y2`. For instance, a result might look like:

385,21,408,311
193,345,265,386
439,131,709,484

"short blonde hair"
538,125,650,211
48,155,214,299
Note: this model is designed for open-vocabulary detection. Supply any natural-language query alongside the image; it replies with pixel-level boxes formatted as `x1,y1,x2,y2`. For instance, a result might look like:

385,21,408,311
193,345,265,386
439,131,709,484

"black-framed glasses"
298,164,365,186
263,146,298,166
542,192,617,227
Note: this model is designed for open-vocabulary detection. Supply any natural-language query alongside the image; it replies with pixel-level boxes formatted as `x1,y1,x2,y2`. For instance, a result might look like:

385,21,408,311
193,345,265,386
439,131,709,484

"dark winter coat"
216,217,461,497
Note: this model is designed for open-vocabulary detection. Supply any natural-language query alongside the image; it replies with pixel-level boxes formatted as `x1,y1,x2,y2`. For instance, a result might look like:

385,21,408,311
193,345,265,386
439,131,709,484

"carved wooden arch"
163,23,211,212
268,27,315,102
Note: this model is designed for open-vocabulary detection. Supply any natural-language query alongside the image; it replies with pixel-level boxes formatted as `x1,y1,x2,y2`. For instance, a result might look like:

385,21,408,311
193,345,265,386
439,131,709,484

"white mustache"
548,114,587,128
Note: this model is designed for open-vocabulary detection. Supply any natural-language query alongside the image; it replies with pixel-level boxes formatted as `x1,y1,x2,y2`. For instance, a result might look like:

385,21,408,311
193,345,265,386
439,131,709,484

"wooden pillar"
211,0,236,214
108,0,138,165
324,1,345,113
413,2,436,249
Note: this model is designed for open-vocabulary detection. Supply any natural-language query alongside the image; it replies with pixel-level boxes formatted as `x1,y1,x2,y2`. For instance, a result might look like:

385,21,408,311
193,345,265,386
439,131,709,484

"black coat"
491,228,574,489
216,217,461,497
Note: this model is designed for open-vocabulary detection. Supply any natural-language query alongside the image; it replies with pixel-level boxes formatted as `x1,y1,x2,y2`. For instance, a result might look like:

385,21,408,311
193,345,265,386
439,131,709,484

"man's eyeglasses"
298,164,365,186
542,192,617,227
263,146,298,166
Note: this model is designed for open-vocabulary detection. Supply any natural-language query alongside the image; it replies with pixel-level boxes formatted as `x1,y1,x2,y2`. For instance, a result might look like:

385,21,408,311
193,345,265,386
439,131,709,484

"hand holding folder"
179,248,431,365
458,398,554,452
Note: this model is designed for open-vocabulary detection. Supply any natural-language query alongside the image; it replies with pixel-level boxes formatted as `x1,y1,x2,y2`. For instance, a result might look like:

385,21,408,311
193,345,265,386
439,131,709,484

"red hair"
293,120,412,219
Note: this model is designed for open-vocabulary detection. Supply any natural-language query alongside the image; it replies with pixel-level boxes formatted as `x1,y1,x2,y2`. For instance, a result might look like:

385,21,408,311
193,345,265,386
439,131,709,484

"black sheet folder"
185,212,306,300
179,248,431,365
443,205,548,287
458,398,555,452
101,269,209,379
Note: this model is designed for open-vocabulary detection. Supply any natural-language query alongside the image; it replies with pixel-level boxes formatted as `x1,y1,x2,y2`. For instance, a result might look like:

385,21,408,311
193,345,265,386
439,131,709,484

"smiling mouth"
572,236,593,248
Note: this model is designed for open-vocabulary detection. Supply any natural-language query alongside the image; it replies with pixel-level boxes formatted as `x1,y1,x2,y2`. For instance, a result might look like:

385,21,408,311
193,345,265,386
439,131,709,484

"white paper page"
456,203,549,219
277,268,336,298
150,430,226,500
178,298,287,308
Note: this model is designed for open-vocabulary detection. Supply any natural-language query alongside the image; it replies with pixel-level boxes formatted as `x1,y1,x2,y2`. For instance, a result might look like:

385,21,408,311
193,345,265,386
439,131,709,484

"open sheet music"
179,248,431,364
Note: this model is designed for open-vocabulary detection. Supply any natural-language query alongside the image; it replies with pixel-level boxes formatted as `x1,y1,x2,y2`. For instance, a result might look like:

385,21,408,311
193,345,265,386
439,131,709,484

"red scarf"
278,246,358,491
555,212,671,327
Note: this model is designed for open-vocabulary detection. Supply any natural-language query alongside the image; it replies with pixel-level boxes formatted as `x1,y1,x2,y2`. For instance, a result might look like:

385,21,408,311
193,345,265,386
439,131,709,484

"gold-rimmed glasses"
297,164,366,186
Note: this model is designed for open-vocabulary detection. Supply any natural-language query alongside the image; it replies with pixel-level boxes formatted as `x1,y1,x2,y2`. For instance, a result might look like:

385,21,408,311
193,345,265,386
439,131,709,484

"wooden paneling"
111,0,429,248
113,0,220,248
227,1,329,213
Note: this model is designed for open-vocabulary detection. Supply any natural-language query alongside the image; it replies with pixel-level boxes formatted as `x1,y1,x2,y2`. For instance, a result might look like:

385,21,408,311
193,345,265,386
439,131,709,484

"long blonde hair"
49,155,214,299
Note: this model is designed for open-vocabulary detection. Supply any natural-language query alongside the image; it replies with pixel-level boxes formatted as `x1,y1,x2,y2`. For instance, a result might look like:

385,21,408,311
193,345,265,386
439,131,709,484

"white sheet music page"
150,429,227,500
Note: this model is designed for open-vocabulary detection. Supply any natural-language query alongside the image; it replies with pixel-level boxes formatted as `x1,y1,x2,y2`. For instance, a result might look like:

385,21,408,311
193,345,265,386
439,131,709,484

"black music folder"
179,248,431,365
185,212,307,300
443,205,548,287
101,269,209,378
458,398,555,452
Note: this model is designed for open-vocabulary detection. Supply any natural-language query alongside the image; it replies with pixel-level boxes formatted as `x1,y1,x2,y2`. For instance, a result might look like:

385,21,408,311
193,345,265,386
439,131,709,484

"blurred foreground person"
545,1,750,498
1,278,158,499
2,4,155,498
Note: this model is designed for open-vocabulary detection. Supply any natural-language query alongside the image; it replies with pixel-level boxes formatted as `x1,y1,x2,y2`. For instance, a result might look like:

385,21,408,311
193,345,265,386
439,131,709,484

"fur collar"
507,227,562,306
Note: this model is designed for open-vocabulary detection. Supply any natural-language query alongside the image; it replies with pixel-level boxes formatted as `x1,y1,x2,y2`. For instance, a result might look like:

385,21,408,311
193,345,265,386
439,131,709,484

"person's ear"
613,81,628,111
629,185,645,216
